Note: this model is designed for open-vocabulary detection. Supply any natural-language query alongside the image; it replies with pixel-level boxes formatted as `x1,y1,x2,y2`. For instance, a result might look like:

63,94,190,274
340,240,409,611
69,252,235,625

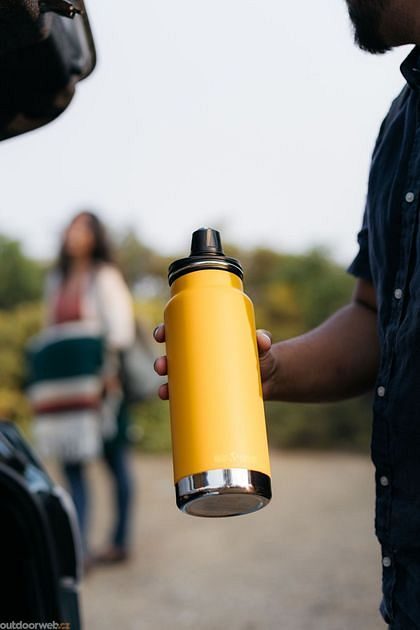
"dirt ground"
79,452,385,630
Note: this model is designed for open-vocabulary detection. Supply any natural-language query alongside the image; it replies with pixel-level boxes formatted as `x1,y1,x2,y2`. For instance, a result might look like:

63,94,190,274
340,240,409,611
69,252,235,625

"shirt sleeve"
347,207,372,282
95,265,136,350
347,106,393,284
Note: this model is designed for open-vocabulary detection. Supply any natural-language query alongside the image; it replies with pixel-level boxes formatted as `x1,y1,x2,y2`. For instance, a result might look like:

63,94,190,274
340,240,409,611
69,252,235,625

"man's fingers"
154,325,168,398
158,383,169,400
154,356,168,376
153,323,165,343
154,326,272,400
257,329,272,357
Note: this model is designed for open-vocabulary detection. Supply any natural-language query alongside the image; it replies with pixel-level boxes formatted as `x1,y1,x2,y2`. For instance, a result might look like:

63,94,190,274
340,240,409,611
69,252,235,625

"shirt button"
394,288,403,300
377,386,386,398
383,556,392,568
380,476,389,487
405,191,415,203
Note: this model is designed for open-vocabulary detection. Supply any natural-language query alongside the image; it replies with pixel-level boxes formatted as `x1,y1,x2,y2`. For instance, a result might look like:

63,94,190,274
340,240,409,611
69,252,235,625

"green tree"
115,229,171,289
0,235,44,309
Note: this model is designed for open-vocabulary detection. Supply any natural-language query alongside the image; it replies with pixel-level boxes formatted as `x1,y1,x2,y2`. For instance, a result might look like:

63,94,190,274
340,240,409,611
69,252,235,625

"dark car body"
0,421,82,627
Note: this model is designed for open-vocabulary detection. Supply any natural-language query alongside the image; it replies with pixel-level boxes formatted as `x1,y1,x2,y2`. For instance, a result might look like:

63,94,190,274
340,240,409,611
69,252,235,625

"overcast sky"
0,0,410,265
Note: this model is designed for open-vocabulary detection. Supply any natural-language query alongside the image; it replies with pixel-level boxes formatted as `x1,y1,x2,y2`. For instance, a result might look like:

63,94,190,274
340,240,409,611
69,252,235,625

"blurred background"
0,0,412,628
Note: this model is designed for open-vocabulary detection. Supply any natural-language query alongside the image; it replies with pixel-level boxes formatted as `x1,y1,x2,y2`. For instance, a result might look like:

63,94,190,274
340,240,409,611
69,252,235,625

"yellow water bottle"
164,228,271,517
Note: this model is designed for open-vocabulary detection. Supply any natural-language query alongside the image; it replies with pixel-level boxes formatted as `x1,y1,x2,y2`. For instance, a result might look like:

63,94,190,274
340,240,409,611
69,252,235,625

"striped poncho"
26,321,105,463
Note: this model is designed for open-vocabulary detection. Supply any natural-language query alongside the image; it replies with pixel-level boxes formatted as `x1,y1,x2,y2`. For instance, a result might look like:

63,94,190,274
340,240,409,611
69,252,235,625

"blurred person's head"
346,0,420,54
58,211,114,276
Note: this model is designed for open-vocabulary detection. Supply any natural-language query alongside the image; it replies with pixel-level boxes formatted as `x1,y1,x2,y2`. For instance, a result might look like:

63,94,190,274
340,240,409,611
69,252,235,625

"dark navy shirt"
349,46,420,550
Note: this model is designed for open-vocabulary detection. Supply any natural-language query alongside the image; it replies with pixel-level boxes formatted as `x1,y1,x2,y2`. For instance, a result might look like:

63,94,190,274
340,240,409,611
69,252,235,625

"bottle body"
164,268,271,517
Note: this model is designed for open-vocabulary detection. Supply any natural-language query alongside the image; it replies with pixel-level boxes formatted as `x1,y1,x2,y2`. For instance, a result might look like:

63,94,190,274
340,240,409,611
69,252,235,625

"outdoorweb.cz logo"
0,623,70,629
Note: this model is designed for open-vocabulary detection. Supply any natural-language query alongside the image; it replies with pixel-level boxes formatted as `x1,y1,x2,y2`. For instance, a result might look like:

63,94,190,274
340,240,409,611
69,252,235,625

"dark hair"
57,211,115,277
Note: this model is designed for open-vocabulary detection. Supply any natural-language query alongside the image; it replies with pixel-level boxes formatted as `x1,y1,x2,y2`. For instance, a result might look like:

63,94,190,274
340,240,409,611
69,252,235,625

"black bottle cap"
168,228,243,286
190,228,224,256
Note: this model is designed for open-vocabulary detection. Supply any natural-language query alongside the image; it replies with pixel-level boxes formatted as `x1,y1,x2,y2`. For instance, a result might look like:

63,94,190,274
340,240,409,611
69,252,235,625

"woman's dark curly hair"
57,211,115,277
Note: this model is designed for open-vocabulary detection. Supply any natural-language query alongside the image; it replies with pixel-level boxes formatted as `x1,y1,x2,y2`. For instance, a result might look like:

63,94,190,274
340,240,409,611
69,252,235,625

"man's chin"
354,32,391,55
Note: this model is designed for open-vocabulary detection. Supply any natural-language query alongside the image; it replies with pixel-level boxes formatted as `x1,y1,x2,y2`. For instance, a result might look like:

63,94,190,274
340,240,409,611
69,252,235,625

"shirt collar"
400,46,420,90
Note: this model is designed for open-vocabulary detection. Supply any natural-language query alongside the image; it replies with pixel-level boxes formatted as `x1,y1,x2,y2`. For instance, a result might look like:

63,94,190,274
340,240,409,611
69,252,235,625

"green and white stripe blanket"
26,321,105,462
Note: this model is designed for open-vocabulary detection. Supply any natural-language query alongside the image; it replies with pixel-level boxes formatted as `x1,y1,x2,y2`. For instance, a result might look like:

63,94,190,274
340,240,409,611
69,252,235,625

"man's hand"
153,324,169,400
153,278,379,404
153,324,278,401
256,330,279,398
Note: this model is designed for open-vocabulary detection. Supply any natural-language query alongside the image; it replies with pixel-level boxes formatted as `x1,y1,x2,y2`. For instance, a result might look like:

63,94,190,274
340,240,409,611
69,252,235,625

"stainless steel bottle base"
176,468,271,518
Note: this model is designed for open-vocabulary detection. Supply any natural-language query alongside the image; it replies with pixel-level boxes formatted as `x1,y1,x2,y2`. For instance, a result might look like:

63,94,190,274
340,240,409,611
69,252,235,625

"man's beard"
347,0,392,54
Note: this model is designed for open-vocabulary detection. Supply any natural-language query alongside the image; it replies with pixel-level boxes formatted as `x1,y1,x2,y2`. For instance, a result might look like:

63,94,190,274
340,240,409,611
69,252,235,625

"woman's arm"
95,265,136,350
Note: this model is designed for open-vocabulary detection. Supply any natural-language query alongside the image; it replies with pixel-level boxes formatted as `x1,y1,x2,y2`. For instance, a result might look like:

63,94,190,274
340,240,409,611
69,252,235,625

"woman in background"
42,211,136,565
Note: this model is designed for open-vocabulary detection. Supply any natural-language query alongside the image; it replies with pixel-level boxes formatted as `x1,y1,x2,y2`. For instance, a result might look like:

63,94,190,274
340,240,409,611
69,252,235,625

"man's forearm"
265,301,380,402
